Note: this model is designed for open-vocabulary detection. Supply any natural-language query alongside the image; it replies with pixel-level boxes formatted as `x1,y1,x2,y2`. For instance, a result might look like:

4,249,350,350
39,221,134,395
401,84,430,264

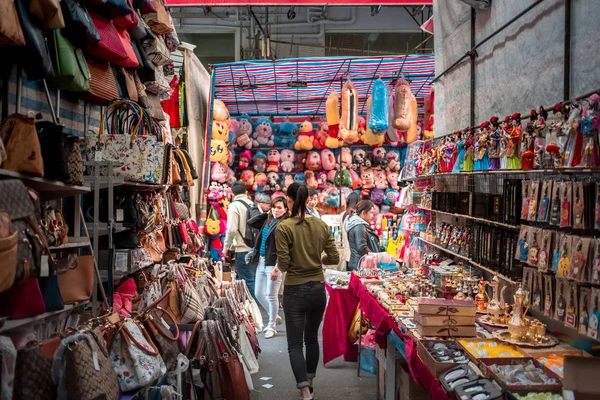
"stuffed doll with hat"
305,151,322,171
314,121,329,150
280,149,295,173
295,120,315,151
253,151,268,173
325,91,341,148
321,149,336,171
253,173,267,192
210,140,228,163
253,118,274,147
384,189,400,205
237,149,252,172
275,121,299,147
236,114,253,149
267,149,281,173
339,79,359,144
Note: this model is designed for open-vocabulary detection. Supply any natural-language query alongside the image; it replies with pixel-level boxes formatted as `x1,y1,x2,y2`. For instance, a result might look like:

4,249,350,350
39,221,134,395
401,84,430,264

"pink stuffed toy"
313,121,328,150
237,149,252,172
229,119,239,146
386,170,399,190
272,191,286,199
327,170,337,183
374,169,388,190
356,116,366,144
386,150,401,171
305,151,322,171
317,172,328,189
239,169,255,189
253,173,267,192
361,168,375,189
282,174,294,191
280,149,295,173
267,149,281,173
294,120,315,151
211,162,227,183
349,168,362,190
266,172,280,192
321,149,336,171
338,147,352,169
304,170,318,189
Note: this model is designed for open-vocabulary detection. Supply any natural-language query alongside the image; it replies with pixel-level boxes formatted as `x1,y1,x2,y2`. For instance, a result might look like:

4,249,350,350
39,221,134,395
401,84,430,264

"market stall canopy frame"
166,0,431,6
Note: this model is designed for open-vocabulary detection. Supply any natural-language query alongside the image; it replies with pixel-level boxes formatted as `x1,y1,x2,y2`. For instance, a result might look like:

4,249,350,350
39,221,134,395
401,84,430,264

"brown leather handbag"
139,305,180,370
141,0,173,34
0,211,17,293
0,113,44,177
12,337,62,400
208,320,249,400
29,0,65,29
146,283,181,325
82,56,119,105
121,68,138,102
0,0,25,45
58,254,94,303
348,304,370,344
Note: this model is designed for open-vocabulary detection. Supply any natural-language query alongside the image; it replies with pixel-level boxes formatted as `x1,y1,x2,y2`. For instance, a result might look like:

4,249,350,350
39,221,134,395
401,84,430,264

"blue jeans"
283,281,327,389
235,251,256,300
254,257,283,329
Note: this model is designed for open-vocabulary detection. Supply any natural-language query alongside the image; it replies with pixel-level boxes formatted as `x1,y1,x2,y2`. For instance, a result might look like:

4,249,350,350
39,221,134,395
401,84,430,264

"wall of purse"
0,259,261,399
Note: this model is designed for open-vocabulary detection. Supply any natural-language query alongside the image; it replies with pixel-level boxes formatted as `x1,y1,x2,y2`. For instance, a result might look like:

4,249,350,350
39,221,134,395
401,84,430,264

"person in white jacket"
224,181,262,297
339,192,361,270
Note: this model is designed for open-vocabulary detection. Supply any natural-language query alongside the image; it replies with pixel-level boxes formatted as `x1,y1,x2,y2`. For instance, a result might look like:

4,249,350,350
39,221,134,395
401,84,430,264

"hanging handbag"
179,280,205,323
14,0,55,81
49,29,90,92
85,10,129,66
41,205,68,247
180,149,198,180
82,56,119,105
134,73,150,109
37,120,84,185
143,62,170,95
128,14,151,40
1,113,44,177
163,15,179,52
38,259,64,312
139,305,180,370
0,277,46,319
54,331,120,400
141,0,173,34
131,247,154,270
87,0,133,19
141,32,170,67
116,26,139,68
108,319,167,392
60,0,101,47
29,0,65,29
0,0,26,46
12,338,59,400
57,254,94,303
0,211,17,293
146,93,165,120
113,0,137,29
122,68,139,102
140,233,162,262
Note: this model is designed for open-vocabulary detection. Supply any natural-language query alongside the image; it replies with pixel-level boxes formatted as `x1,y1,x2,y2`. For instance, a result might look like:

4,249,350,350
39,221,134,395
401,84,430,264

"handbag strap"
146,306,180,341
119,320,160,356
184,319,202,358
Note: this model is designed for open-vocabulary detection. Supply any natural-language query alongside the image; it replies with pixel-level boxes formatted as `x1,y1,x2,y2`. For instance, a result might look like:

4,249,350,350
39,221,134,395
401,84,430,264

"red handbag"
116,27,139,68
113,0,138,29
0,278,46,319
85,10,129,66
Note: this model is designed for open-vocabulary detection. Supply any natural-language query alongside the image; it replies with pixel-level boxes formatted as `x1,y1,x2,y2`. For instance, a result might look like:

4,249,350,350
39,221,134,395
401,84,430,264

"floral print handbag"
109,319,167,392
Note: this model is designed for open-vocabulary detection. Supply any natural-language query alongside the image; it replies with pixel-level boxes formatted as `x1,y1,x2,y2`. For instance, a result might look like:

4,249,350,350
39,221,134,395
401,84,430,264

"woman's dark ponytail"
288,182,309,224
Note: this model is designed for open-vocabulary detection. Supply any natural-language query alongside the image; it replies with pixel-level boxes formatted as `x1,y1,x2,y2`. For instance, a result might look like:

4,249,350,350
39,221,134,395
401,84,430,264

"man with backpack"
224,181,262,298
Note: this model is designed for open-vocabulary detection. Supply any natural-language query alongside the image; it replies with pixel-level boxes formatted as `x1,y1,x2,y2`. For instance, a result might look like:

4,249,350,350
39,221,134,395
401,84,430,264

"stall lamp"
287,80,308,88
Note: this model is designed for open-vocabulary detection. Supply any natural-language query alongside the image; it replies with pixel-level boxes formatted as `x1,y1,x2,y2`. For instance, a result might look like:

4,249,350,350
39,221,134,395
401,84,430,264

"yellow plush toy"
405,92,419,144
210,140,228,163
363,96,385,146
213,99,231,129
339,80,358,144
212,120,229,142
325,91,341,148
423,87,434,139
294,120,315,151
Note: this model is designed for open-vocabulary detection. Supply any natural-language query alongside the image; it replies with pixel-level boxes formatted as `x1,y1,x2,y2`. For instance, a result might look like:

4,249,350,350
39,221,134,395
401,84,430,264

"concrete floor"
249,314,377,400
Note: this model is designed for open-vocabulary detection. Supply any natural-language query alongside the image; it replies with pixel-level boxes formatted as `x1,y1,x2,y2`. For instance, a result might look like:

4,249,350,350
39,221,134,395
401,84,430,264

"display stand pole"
357,309,363,377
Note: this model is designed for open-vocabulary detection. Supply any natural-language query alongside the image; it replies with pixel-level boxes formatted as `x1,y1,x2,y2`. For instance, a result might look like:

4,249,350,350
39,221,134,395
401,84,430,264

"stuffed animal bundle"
321,149,336,171
363,96,385,146
275,121,298,147
280,149,295,172
267,149,281,172
305,151,321,171
211,162,228,183
253,151,267,173
236,114,253,149
325,91,341,148
393,78,413,131
339,80,359,144
253,118,274,147
423,86,434,139
313,121,328,149
369,78,389,134
295,120,315,151
210,140,227,163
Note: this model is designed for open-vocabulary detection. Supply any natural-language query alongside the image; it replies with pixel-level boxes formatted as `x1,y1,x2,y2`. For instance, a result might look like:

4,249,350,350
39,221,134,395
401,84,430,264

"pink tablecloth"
323,273,451,400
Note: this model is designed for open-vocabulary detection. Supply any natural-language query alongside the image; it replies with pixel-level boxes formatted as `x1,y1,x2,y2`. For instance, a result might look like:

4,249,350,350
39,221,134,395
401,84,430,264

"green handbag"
50,29,90,92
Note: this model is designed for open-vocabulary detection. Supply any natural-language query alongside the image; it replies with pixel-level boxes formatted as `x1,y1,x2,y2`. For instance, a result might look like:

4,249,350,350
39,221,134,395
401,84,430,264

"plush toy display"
369,78,389,134
361,168,375,189
210,140,228,163
213,99,230,127
348,169,362,190
340,79,359,144
227,148,235,166
211,162,228,183
393,78,413,131
334,169,352,188
253,151,268,173
339,147,352,169
386,149,401,171
275,121,299,147
228,119,239,144
280,149,295,172
212,120,229,142
352,148,371,169
363,96,385,146
295,120,315,151
304,170,318,189
321,149,336,171
325,91,341,148
266,172,280,192
314,121,329,149
294,173,306,184
386,170,400,190
405,92,419,144
305,151,322,171
239,169,255,189
372,147,388,168
267,149,281,172
253,173,267,192
253,118,274,147
236,114,254,149
237,149,252,172
374,169,388,190
423,87,434,139
282,174,294,190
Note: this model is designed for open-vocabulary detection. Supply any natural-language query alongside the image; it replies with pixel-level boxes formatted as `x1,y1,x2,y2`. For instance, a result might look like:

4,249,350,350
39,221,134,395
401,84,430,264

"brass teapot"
508,284,529,340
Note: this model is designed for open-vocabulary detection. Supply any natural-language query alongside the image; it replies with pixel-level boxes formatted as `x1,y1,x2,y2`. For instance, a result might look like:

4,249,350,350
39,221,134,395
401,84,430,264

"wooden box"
479,357,563,392
414,312,476,326
416,298,476,317
416,339,468,377
416,323,476,337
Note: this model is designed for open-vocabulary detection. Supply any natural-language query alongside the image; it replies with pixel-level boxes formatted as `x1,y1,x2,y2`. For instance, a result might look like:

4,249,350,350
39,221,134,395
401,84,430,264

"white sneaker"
265,328,276,339
276,315,283,326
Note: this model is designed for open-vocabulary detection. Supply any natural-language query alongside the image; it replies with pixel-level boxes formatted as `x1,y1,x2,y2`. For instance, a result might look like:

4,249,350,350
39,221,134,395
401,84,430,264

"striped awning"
211,54,435,117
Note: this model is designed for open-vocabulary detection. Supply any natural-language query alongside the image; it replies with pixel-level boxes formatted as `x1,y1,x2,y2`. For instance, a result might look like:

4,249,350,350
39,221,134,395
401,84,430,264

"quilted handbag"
14,0,55,80
12,338,59,400
113,0,137,29
85,10,129,66
54,331,120,400
60,0,101,47
0,0,26,46
57,255,94,303
29,0,64,29
49,29,90,92
82,56,119,105
0,211,17,293
37,120,84,185
109,319,167,392
179,280,205,323
141,32,170,66
141,0,173,34
1,113,44,177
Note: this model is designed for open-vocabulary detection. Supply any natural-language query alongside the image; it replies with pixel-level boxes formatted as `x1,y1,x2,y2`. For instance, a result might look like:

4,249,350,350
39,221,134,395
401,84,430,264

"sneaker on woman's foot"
276,315,283,326
265,328,277,339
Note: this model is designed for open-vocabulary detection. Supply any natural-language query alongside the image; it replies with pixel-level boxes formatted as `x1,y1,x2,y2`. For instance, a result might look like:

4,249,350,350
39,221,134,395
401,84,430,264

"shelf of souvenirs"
0,301,89,333
418,206,522,231
49,237,91,252
0,168,91,200
417,236,518,285
401,167,600,182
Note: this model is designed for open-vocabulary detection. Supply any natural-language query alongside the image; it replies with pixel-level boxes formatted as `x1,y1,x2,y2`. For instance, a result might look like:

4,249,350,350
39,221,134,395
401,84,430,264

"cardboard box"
479,357,562,392
416,339,467,377
562,356,600,400
416,298,476,317
397,362,429,400
414,312,476,326
416,323,476,337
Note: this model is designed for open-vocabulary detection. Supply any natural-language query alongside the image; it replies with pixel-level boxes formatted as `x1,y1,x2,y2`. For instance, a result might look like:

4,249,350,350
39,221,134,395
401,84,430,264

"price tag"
116,209,124,222
94,151,103,162
40,255,49,277
92,352,100,371
161,317,171,330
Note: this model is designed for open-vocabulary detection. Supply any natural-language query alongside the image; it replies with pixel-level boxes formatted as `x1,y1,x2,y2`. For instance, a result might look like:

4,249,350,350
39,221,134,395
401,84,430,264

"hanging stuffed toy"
423,87,434,139
239,169,255,189
253,151,268,173
253,173,267,192
369,78,389,134
280,149,295,172
236,114,253,149
295,120,315,151
253,118,274,147
275,121,299,147
364,96,385,146
325,91,341,148
267,149,281,173
314,121,329,149
213,99,231,128
386,92,401,145
237,149,252,172
361,168,375,189
305,151,322,171
348,169,362,190
393,78,413,131
212,120,229,143
404,91,418,144
210,140,227,163
340,79,359,144
304,170,318,189
321,149,336,171
211,162,228,183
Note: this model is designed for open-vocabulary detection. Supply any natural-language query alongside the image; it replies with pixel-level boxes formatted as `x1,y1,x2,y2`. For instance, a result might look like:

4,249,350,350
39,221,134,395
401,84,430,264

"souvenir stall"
203,55,436,260
323,89,600,400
